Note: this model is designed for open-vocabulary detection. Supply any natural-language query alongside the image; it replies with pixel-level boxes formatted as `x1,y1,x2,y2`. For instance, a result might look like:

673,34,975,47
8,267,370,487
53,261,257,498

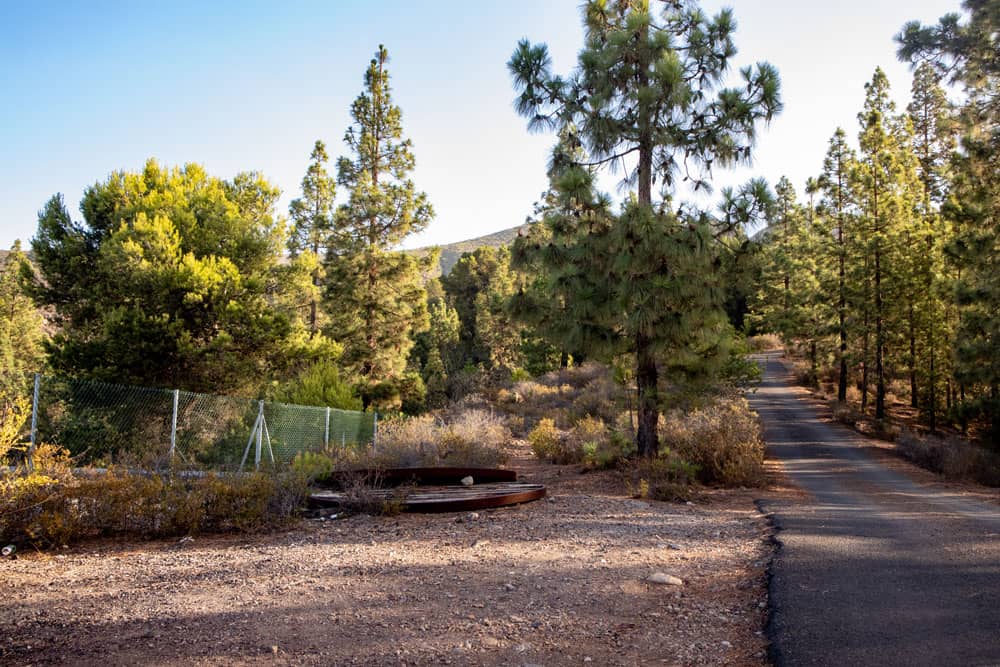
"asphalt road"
751,353,1000,667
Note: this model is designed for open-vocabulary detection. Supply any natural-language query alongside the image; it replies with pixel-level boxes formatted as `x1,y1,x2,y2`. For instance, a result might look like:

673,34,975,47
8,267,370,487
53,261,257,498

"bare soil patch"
2,442,772,666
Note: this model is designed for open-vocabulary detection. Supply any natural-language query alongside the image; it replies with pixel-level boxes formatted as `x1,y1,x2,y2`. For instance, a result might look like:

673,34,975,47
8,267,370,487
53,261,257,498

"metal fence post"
169,389,179,461
324,406,330,448
26,373,40,473
255,400,264,470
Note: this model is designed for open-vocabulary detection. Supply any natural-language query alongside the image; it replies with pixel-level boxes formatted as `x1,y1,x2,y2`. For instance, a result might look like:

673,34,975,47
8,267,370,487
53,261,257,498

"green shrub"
270,360,362,411
291,450,336,482
0,392,30,462
746,334,782,352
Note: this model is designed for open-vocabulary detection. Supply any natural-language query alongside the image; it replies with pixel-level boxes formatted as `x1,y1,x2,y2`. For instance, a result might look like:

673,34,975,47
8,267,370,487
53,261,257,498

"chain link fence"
23,374,375,470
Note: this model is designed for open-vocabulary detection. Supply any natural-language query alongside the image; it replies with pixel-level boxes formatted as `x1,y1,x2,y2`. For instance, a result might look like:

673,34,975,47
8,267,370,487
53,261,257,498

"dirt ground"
2,443,776,666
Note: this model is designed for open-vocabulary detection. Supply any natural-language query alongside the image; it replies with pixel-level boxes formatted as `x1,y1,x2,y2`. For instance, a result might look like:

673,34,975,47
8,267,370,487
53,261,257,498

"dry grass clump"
746,334,782,352
540,362,609,390
623,452,699,501
1,445,307,549
830,400,863,427
896,428,1000,486
571,377,621,423
370,410,510,468
658,397,766,487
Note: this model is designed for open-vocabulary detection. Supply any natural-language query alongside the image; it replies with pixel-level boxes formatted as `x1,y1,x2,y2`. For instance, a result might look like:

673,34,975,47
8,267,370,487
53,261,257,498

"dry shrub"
831,400,862,427
746,334,782,352
540,362,608,390
332,470,407,516
528,418,579,464
658,397,765,487
571,377,621,422
371,410,510,468
896,428,1000,485
623,451,699,501
0,448,308,548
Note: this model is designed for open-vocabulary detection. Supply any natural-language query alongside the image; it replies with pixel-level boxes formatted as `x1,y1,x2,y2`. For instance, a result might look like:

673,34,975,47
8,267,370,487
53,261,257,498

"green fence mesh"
31,375,375,470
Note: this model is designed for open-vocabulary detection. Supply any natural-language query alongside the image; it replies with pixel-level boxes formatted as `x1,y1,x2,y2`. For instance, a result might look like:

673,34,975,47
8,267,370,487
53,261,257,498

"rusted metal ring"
310,482,547,513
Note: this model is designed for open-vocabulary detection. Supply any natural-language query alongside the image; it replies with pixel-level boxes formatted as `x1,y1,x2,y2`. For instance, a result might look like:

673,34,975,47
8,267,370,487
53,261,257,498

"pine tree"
898,0,1000,442
326,45,434,407
0,242,45,396
818,128,859,402
289,140,337,336
509,0,780,456
907,63,957,429
854,68,922,421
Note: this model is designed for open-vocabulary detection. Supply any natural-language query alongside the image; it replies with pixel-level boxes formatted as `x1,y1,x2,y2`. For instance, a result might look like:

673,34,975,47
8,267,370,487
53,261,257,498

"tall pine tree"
289,140,337,336
326,46,434,408
899,3,1000,440
509,0,780,456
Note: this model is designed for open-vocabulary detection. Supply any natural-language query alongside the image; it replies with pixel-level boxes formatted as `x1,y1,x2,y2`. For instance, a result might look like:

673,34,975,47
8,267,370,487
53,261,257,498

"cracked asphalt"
751,353,1000,667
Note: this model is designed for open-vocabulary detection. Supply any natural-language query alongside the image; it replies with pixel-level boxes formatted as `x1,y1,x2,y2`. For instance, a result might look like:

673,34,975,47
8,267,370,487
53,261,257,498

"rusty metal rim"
310,482,547,513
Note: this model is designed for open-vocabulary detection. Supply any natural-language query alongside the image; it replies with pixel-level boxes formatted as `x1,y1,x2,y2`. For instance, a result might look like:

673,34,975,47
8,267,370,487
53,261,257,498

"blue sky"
1,1,960,251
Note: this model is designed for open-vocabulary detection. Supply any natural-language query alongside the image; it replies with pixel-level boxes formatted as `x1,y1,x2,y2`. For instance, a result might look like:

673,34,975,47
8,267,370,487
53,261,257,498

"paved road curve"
751,353,1000,667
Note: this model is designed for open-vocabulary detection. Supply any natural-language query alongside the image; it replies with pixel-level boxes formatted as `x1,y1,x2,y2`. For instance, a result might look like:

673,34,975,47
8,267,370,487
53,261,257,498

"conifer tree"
907,63,957,428
818,128,859,402
289,141,337,336
326,45,434,407
509,0,780,456
854,68,922,421
0,242,45,396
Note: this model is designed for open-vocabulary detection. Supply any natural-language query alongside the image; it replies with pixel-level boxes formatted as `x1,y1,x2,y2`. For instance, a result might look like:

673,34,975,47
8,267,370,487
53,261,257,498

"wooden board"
310,482,546,513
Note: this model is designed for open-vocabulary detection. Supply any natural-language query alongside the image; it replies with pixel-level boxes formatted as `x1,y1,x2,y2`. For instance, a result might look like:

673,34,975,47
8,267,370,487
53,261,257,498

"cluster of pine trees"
17,46,563,413
751,1,1000,445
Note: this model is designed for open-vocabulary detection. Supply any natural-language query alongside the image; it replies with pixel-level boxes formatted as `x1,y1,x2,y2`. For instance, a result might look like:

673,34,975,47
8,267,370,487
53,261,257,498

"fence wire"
29,375,375,470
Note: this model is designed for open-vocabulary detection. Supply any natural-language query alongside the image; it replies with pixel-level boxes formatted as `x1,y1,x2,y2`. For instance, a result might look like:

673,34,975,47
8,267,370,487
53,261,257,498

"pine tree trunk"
875,243,886,421
909,305,918,408
635,335,659,458
634,23,659,459
929,341,937,432
838,240,848,402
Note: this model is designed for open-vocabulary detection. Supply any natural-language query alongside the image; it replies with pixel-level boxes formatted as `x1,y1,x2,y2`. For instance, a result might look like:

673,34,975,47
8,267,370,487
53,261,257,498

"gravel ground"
1,444,773,666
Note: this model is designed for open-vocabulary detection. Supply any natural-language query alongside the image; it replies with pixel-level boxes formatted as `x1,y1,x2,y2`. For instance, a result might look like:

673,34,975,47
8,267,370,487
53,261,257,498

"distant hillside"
409,224,530,277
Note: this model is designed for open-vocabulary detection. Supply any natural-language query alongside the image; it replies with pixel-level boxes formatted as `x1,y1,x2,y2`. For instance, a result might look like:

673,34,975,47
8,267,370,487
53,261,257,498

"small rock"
270,645,279,654
584,658,593,663
647,572,684,586
177,536,194,545
514,642,532,653
721,640,732,648
467,512,480,521
668,543,682,550
504,583,516,592
1,545,15,558
461,476,474,487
